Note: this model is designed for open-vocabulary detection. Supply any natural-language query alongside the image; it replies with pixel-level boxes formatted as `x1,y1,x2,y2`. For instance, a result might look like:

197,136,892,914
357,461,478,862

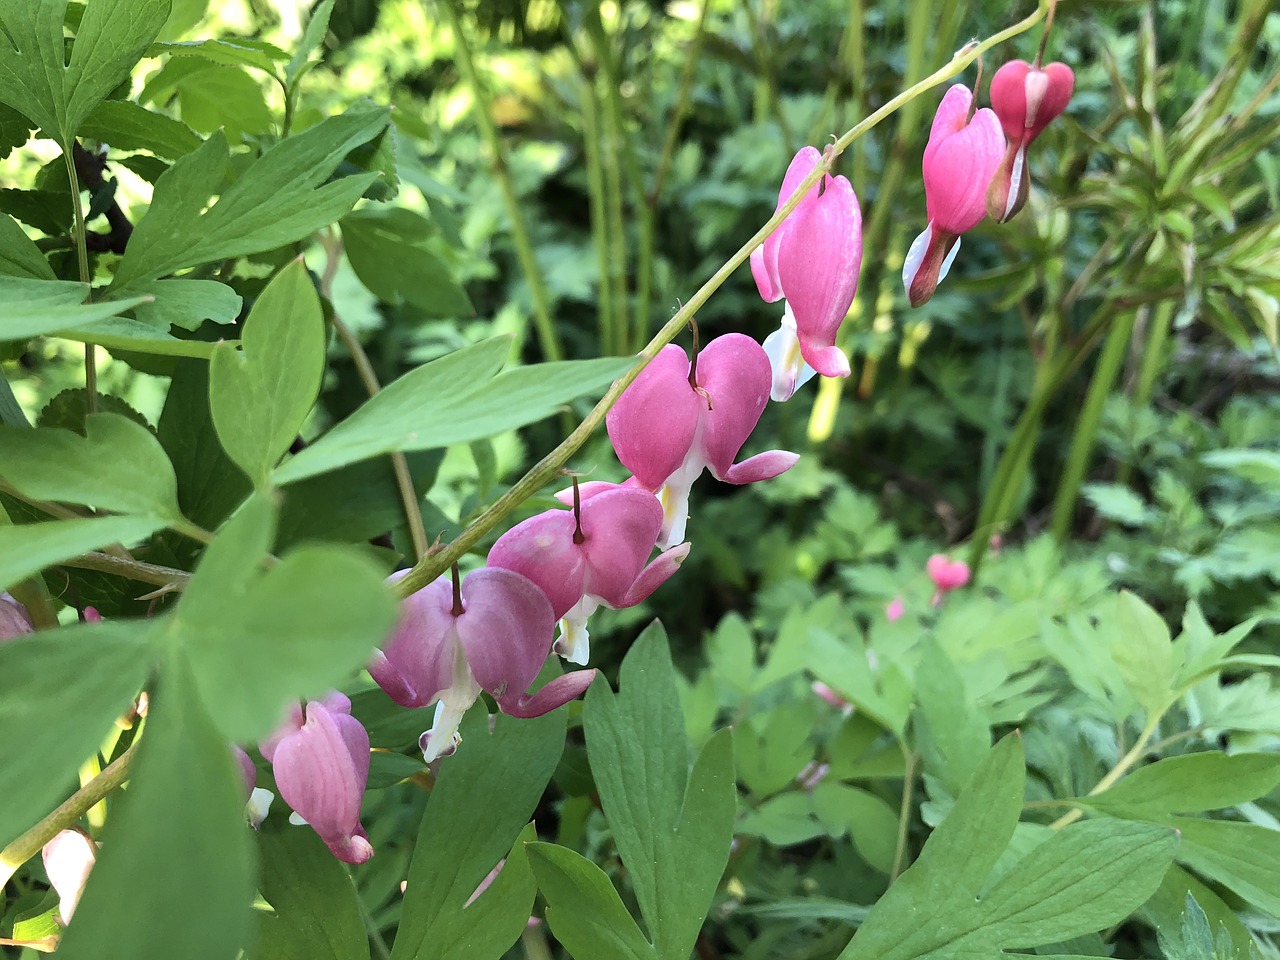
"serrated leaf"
581,624,736,960
286,0,335,88
0,514,166,593
57,650,254,960
0,412,182,520
167,495,398,742
390,709,567,960
526,843,654,960
1080,753,1280,819
250,820,369,960
274,345,632,485
112,107,388,288
0,0,171,149
0,620,154,849
209,259,324,486
153,38,287,74
1082,483,1150,526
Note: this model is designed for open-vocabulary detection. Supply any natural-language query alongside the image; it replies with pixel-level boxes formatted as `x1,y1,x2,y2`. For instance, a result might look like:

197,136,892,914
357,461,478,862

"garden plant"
1,0,1279,958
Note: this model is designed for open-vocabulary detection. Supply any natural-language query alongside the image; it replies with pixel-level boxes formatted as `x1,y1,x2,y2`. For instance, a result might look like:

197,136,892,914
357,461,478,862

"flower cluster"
903,57,1073,307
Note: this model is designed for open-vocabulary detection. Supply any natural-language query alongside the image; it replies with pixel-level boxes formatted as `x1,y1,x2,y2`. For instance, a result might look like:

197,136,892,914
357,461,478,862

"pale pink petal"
0,593,33,641
488,509,588,620
372,576,457,708
578,488,664,606
498,668,597,719
616,541,690,608
454,568,556,699
258,701,305,763
606,344,701,490
42,830,96,925
720,450,800,485
752,146,823,302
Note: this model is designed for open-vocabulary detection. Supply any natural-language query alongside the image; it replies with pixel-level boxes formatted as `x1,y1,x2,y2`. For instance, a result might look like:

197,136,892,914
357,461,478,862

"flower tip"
885,596,905,622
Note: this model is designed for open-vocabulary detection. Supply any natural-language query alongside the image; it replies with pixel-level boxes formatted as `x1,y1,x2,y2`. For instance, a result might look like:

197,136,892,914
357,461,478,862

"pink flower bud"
885,596,905,622
488,484,688,665
903,85,1005,307
370,567,595,762
261,694,373,864
926,553,971,600
606,335,799,543
751,146,863,399
42,829,97,925
986,60,1074,222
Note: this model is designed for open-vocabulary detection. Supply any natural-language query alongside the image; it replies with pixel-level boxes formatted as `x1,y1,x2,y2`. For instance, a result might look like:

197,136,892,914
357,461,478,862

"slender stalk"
580,66,614,356
440,0,562,364
0,479,86,520
1048,708,1165,831
64,551,193,589
355,885,393,960
390,4,1050,600
1049,308,1135,541
890,748,918,883
62,147,96,415
0,741,138,887
521,925,554,960
331,314,429,561
741,0,793,150
593,67,630,354
171,520,216,546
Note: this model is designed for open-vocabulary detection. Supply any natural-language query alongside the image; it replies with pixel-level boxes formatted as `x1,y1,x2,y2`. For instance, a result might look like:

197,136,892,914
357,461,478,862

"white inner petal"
762,304,817,402
902,223,932,292
937,234,962,284
555,595,602,666
1005,145,1027,219
246,788,275,830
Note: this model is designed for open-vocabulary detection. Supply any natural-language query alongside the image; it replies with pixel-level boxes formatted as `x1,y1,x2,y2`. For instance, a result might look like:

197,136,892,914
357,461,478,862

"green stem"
1048,707,1166,831
171,520,216,546
521,925,554,960
63,551,192,589
579,66,614,356
441,0,562,363
63,147,96,415
1119,300,1174,486
890,748,918,883
594,69,630,355
0,740,138,887
742,0,793,150
1049,308,1135,541
355,884,393,960
391,3,1050,601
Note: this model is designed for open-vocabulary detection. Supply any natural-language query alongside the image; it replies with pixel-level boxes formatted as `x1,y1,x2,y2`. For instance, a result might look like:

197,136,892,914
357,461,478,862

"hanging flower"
926,553,971,604
986,59,1074,222
370,566,595,762
259,693,373,864
903,84,1005,307
606,333,799,546
751,146,863,400
231,745,273,830
487,482,687,666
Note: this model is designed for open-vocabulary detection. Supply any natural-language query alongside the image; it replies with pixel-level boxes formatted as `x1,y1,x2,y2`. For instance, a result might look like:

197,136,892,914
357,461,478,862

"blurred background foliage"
2,0,1279,955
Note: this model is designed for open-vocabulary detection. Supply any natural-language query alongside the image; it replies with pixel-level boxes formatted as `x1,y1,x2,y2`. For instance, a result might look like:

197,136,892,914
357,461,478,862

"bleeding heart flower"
42,829,96,925
260,693,373,864
370,566,594,762
231,745,273,829
986,59,1074,222
926,553,971,604
903,84,1005,308
0,592,33,641
751,146,863,400
606,334,799,546
488,482,688,666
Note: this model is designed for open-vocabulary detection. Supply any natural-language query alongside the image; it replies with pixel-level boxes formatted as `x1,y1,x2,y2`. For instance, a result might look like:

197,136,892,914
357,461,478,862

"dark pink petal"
696,334,773,479
578,488,664,606
324,825,374,865
617,541,690,608
553,478,643,506
720,450,800,485
606,344,701,490
751,146,823,302
990,60,1074,144
373,575,457,708
923,84,974,170
924,107,1005,234
454,568,556,699
775,174,862,378
488,509,588,619
272,700,371,861
232,745,256,801
498,668,597,719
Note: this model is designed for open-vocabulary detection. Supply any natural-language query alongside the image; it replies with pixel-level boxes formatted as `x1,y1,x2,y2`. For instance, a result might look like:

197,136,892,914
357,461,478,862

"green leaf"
79,99,202,161
810,782,899,873
110,279,241,331
153,38,287,74
175,64,273,139
0,277,152,340
913,638,990,794
59,314,224,358
341,208,472,317
0,412,183,520
581,623,736,960
526,842,654,960
1111,591,1175,717
1172,817,1280,919
391,708,568,960
838,736,1177,960
1142,865,1255,958
1202,449,1280,490
57,650,254,960
168,495,399,742
286,0,335,88
0,102,32,163
275,345,632,485
209,259,324,485
1080,752,1280,819
112,106,389,288
1082,483,1150,526
0,620,154,848
0,211,55,279
250,820,370,960
0,0,171,148
0,514,166,593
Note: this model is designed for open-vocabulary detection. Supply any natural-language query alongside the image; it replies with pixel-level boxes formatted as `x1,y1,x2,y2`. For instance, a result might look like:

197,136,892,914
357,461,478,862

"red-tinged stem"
450,563,464,617
571,476,585,545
